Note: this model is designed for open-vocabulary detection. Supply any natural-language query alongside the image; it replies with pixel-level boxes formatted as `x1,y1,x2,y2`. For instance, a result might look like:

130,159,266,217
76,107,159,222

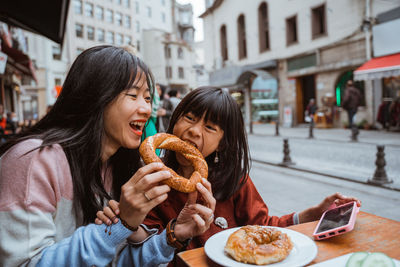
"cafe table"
176,211,400,266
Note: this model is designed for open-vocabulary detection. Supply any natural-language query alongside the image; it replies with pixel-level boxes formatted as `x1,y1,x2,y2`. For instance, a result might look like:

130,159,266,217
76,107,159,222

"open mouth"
184,139,198,149
129,121,145,132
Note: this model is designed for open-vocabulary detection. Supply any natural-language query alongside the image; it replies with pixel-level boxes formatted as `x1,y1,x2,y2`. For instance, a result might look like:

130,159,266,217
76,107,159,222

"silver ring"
207,214,214,223
143,192,151,201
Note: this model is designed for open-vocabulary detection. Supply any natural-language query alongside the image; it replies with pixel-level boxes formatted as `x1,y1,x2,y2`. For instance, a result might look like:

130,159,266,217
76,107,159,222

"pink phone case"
313,201,360,240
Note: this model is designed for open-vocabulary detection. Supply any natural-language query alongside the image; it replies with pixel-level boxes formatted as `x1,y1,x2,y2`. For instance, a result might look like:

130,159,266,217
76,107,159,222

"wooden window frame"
220,25,228,61
311,4,327,39
258,2,270,52
237,14,247,60
286,15,298,46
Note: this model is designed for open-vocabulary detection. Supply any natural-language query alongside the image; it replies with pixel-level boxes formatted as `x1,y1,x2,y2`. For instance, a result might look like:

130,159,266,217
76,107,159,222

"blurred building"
23,0,197,119
0,23,37,121
201,0,400,129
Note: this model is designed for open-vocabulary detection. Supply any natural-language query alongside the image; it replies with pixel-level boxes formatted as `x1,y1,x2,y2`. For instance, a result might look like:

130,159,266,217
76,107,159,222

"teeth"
186,140,197,148
130,121,145,127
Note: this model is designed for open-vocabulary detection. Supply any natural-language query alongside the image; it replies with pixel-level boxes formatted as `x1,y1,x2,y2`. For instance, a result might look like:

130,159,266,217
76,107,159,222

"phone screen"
315,203,354,233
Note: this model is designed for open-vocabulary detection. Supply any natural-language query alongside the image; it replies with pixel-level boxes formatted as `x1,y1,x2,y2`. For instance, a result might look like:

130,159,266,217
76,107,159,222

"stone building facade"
201,0,400,128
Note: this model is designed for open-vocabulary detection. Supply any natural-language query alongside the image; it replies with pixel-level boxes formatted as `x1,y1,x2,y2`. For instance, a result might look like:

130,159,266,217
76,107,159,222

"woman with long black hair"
0,45,214,266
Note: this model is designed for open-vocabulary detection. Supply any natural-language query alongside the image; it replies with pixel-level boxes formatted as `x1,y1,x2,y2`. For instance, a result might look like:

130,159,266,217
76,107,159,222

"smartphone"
313,201,359,240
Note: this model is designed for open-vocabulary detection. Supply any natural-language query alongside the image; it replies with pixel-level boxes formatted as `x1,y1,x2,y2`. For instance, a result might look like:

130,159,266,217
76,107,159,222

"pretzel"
225,225,293,265
139,133,208,193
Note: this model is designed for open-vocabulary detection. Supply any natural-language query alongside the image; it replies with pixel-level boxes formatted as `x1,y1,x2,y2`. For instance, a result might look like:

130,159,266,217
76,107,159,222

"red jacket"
144,176,295,250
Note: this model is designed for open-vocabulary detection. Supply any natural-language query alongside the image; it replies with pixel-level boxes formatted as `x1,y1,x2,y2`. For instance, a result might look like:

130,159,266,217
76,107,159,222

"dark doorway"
296,75,316,123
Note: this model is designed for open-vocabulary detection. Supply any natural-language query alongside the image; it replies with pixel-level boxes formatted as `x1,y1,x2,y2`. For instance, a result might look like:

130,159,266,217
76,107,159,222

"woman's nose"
137,99,152,117
188,122,202,137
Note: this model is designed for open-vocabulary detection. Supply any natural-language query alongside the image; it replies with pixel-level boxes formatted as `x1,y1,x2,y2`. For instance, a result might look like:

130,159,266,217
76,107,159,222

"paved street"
248,124,400,190
249,161,400,222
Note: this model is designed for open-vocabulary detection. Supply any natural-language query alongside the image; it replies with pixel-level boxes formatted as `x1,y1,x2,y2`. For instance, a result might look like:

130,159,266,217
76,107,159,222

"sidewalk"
250,123,400,147
247,123,400,191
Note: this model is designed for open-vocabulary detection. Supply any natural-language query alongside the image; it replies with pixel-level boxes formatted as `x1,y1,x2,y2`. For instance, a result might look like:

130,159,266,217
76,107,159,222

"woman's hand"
119,162,171,229
174,178,216,241
299,192,361,223
95,200,120,225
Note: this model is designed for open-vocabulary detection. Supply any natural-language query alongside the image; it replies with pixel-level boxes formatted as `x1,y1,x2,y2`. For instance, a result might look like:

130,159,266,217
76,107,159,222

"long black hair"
0,45,155,224
165,87,251,200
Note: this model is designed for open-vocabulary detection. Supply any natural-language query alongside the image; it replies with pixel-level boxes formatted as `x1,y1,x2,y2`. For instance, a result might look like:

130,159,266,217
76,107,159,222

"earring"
214,151,219,163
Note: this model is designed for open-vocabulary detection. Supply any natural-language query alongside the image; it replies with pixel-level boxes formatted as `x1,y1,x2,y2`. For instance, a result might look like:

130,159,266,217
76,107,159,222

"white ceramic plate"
204,226,318,267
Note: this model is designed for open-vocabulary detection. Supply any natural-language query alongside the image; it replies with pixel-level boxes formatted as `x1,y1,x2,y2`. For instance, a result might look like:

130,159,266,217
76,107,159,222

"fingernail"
115,209,120,214
196,183,203,189
158,163,164,168
107,220,111,225
202,178,207,183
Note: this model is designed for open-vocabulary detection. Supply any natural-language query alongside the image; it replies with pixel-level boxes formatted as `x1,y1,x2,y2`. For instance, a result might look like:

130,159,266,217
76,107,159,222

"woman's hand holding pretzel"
174,178,216,242
118,162,172,229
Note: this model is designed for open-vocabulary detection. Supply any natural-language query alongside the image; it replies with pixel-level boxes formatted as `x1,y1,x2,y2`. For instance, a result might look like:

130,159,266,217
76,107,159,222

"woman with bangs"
98,86,360,258
0,46,214,266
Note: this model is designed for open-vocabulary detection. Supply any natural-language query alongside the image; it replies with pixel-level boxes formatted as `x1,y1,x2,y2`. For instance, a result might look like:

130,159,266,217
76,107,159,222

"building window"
74,0,82,14
286,15,298,45
164,45,171,58
166,66,172,78
115,33,123,45
312,4,326,38
116,0,122,5
162,12,166,23
106,31,114,44
147,7,152,18
76,48,84,56
52,45,61,60
87,26,94,40
161,0,165,6
106,9,113,23
135,1,139,13
55,78,62,86
95,6,104,20
125,15,131,28
237,14,247,60
136,40,141,52
85,3,93,17
97,29,105,42
75,23,83,38
220,24,228,61
115,12,122,26
258,2,270,52
125,35,132,45
178,67,184,79
123,0,130,7
136,21,140,33
177,47,184,59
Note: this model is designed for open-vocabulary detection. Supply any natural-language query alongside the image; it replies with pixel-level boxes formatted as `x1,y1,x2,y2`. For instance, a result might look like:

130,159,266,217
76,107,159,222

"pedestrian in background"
342,80,362,128
168,89,181,112
305,98,317,123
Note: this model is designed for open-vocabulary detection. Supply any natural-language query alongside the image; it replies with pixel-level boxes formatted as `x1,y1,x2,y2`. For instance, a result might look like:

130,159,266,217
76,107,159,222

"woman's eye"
145,96,151,102
185,115,194,121
206,125,217,131
126,94,137,99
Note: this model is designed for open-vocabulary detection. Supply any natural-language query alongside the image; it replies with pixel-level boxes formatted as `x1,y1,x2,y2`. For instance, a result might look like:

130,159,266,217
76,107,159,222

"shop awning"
0,0,70,45
1,43,37,82
354,53,400,81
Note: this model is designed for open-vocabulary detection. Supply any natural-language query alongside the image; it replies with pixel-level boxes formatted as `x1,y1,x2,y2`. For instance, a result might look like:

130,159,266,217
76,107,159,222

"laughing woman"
0,46,213,266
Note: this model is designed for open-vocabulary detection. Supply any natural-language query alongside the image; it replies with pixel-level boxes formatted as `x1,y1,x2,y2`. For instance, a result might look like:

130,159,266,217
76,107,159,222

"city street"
249,161,400,222
248,124,400,190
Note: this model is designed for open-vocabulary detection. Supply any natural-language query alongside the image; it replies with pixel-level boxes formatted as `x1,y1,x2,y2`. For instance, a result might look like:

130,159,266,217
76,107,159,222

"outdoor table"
176,211,400,266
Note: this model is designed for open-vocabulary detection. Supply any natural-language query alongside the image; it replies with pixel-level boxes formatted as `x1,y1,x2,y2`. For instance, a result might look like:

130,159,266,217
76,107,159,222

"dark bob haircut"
165,87,251,200
0,45,155,224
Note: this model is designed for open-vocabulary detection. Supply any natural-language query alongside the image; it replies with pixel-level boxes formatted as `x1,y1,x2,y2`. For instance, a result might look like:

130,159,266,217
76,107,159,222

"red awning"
1,43,37,82
354,53,400,81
